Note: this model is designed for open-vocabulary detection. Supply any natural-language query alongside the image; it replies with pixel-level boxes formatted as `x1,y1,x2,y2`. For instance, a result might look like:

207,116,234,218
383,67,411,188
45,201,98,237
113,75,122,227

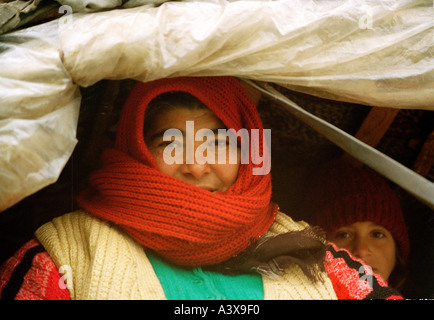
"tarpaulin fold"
0,0,432,212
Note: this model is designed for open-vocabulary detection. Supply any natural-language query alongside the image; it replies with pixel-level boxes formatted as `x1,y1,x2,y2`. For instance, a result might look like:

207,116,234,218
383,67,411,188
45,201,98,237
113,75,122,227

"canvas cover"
0,0,433,212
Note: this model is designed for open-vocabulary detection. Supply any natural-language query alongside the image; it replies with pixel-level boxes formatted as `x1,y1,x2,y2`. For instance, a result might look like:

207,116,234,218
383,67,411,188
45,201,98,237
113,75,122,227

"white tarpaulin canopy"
0,0,433,212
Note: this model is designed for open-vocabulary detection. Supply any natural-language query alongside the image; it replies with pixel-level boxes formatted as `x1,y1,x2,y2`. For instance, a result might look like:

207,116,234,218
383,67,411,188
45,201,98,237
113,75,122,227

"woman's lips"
196,185,217,193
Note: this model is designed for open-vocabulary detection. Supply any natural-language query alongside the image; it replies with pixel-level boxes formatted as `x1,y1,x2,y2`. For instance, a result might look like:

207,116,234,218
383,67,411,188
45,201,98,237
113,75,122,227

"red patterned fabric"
325,242,404,300
1,240,403,300
78,76,278,266
0,239,70,300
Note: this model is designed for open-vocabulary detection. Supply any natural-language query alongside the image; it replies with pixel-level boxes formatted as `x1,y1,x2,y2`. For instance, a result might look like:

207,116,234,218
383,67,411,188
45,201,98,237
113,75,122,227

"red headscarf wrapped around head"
78,76,278,266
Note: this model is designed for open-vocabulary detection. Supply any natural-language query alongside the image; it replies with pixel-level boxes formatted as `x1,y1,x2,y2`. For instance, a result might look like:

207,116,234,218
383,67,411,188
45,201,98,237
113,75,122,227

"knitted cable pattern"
1,217,403,300
78,76,279,266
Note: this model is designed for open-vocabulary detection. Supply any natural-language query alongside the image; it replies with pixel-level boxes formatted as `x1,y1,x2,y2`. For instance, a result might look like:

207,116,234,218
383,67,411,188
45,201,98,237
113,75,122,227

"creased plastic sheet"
56,0,171,12
0,20,80,212
60,0,434,108
0,0,433,212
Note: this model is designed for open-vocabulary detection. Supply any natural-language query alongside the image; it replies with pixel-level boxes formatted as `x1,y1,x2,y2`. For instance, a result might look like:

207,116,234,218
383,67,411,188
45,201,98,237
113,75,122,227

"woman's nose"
351,237,371,261
180,145,212,179
180,154,211,179
181,163,211,179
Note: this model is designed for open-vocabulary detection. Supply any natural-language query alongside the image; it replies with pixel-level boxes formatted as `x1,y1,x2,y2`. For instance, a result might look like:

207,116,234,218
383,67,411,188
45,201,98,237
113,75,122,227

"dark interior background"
1,79,433,298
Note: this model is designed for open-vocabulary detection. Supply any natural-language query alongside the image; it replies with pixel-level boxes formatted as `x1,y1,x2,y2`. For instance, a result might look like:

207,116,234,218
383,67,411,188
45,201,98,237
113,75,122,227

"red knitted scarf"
77,77,278,266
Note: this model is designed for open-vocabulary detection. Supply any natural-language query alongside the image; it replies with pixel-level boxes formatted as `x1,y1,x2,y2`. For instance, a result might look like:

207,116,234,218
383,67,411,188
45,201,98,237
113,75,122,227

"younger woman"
304,158,410,293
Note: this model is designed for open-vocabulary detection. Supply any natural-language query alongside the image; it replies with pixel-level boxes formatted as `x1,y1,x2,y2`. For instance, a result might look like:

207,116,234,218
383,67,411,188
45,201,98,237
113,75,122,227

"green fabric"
147,251,264,300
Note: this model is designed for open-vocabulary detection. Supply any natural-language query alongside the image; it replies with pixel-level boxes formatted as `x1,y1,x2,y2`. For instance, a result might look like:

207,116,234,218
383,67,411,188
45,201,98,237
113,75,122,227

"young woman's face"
145,107,241,193
327,221,397,281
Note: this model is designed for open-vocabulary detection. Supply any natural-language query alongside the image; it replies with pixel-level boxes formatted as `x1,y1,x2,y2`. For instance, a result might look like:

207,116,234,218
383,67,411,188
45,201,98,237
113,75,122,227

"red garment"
0,239,70,300
325,243,403,300
305,159,410,261
0,239,403,300
77,77,278,266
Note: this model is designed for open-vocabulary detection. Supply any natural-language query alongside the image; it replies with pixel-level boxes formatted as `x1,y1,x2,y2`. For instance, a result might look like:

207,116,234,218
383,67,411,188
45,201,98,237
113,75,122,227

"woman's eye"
334,231,351,239
159,140,182,148
372,231,386,239
158,141,170,147
215,139,229,147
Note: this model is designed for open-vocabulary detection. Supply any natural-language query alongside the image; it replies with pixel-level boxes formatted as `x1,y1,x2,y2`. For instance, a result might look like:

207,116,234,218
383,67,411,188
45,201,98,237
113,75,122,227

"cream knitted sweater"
35,210,337,300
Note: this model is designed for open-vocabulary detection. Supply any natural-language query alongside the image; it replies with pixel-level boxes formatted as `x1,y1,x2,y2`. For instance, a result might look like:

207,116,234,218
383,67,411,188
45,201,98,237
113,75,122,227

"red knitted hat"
305,159,410,261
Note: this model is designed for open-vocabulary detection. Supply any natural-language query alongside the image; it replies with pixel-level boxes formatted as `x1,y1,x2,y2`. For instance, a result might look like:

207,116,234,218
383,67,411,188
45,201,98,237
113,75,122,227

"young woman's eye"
372,231,386,239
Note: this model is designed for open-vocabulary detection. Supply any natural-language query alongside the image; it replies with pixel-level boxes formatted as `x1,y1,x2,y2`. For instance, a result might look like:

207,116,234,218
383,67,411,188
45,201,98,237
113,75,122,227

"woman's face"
145,107,241,193
327,221,397,281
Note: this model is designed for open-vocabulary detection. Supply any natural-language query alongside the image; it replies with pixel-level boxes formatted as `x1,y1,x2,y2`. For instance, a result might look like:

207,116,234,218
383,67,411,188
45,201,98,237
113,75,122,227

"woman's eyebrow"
153,127,227,138
369,222,387,229
147,128,184,143
147,124,229,145
212,128,228,134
